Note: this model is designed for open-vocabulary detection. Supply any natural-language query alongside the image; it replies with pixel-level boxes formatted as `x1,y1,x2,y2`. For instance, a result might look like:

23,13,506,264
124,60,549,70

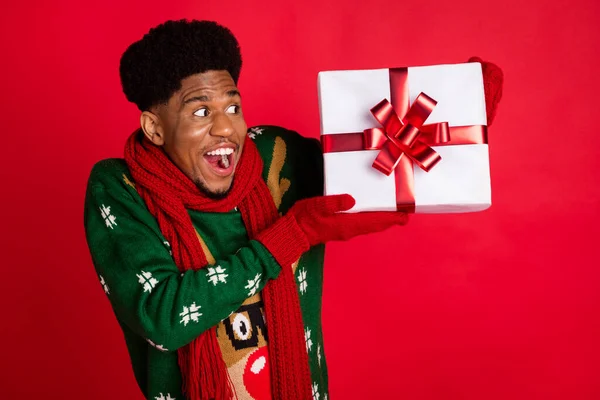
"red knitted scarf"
124,130,312,400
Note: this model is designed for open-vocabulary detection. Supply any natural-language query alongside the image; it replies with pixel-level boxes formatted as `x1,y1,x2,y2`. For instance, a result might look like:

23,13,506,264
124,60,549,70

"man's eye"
194,108,209,117
226,105,240,114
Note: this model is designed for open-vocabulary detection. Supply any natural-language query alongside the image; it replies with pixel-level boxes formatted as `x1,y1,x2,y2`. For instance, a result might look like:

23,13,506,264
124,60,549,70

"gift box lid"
318,62,487,135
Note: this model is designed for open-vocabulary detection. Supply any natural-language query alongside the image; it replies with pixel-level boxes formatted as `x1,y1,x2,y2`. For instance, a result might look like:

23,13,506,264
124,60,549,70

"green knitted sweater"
84,126,328,400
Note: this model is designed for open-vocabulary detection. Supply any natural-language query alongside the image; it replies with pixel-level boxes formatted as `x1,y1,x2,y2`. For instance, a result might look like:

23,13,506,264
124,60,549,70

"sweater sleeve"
250,125,324,214
84,163,281,352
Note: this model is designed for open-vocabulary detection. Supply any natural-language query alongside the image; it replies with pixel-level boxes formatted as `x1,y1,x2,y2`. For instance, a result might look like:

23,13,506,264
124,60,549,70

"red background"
1,0,599,399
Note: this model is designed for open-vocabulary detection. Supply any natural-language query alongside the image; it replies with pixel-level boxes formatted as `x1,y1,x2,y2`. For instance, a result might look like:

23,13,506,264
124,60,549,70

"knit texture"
275,194,409,248
256,215,310,271
123,130,312,400
84,126,329,400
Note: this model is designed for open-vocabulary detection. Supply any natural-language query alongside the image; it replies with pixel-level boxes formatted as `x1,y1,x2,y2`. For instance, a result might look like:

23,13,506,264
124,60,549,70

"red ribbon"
366,94,447,176
321,67,488,212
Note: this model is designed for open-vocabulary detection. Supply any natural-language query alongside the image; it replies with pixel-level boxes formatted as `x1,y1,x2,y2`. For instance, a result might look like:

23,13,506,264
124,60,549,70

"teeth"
221,154,230,168
206,148,234,156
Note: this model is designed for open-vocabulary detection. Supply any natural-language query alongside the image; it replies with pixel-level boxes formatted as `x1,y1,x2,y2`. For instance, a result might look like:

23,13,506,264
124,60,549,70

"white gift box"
317,62,491,213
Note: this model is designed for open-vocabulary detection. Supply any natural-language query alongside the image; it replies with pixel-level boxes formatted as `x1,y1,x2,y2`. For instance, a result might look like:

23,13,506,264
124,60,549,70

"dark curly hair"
119,19,242,111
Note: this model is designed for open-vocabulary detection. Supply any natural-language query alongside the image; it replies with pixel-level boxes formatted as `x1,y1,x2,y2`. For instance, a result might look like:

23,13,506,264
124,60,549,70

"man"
84,19,412,400
84,20,502,400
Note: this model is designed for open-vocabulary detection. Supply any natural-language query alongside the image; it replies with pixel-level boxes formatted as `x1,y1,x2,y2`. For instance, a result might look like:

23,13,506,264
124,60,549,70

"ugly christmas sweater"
84,126,329,400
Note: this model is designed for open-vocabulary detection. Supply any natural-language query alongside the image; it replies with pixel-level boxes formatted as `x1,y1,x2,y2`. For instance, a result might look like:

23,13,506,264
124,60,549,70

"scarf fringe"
178,328,233,400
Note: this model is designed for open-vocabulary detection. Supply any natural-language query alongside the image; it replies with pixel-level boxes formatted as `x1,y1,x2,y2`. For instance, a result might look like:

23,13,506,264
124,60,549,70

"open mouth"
203,146,236,176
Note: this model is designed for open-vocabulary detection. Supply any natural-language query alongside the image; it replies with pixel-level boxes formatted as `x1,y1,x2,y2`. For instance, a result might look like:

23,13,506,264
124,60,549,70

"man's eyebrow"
183,95,210,104
182,90,240,105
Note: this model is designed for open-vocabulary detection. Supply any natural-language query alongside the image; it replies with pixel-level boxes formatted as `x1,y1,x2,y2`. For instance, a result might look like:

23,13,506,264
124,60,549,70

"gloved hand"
257,194,408,267
287,194,408,246
469,56,504,126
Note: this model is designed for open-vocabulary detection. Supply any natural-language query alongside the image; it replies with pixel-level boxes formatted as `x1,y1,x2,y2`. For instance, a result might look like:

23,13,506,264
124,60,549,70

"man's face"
146,70,247,198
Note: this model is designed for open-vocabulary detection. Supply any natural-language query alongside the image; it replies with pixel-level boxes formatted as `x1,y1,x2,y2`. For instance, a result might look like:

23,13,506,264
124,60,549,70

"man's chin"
195,179,233,200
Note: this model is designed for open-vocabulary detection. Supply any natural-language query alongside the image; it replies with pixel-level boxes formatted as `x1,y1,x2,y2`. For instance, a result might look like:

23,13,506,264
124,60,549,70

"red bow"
364,93,451,176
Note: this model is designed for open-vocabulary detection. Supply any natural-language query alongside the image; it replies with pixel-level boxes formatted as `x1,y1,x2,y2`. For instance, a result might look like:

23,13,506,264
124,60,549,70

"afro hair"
119,19,242,111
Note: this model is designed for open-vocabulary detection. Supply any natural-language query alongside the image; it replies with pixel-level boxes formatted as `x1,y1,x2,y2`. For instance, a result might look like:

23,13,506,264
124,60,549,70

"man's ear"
140,110,165,146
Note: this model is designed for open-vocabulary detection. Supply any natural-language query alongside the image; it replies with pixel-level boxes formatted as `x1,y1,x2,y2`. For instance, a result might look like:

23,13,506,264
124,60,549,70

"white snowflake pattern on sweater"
298,268,308,294
305,327,313,353
248,127,264,140
99,275,109,295
100,204,117,229
207,265,228,286
137,270,159,293
312,382,320,400
317,343,322,366
147,339,169,352
245,273,262,297
155,393,175,400
179,302,202,326
163,241,172,255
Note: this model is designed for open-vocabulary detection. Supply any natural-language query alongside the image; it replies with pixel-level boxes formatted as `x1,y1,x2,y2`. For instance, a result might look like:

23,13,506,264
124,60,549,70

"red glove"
257,194,408,267
469,56,504,126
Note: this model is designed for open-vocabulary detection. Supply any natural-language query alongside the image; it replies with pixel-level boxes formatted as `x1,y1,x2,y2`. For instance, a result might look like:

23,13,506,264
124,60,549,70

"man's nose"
210,111,235,138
